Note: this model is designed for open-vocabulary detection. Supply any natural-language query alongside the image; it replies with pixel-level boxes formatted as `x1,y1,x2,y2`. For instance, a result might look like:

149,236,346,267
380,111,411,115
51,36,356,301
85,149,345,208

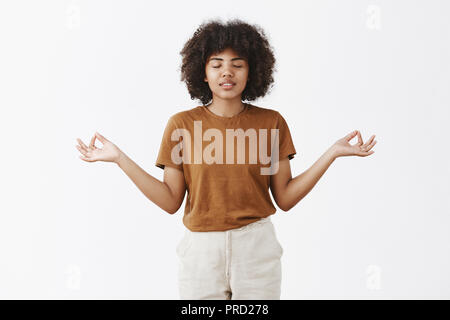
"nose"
221,65,234,77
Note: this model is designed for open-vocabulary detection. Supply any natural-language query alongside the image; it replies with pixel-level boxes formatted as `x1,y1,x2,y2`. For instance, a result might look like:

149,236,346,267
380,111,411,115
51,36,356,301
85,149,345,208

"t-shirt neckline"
202,103,250,120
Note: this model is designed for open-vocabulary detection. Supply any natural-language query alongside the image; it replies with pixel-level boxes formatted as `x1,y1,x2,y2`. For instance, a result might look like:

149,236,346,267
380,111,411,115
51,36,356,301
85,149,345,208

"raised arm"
76,132,186,214
116,153,186,214
270,130,377,211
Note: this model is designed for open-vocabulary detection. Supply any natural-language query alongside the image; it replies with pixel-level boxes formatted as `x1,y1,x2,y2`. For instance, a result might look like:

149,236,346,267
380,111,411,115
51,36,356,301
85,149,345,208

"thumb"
95,131,107,143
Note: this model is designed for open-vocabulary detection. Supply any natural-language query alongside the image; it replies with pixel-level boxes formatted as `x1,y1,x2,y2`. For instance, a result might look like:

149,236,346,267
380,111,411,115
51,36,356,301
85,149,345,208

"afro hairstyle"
179,18,277,105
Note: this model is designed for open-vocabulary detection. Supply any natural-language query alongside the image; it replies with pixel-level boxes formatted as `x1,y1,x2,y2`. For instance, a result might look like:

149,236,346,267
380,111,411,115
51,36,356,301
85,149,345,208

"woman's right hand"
76,132,122,163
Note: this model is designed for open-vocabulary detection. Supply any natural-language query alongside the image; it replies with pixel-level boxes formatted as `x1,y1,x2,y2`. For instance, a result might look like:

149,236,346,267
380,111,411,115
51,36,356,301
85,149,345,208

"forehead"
207,48,246,62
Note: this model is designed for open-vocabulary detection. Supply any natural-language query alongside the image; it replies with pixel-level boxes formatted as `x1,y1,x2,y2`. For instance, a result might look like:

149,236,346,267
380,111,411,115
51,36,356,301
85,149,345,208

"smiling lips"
220,81,236,89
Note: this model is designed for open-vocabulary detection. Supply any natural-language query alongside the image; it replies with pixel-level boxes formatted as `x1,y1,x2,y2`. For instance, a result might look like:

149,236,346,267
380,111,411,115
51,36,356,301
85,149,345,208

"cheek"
206,70,219,80
205,72,215,84
240,71,250,82
240,69,249,78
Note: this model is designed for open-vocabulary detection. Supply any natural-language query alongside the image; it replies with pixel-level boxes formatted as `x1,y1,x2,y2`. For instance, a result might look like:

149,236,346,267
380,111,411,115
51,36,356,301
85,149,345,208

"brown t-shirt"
155,103,297,231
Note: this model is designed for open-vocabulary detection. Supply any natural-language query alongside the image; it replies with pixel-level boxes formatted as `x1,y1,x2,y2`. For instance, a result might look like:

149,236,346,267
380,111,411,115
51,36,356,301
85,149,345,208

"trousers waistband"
228,216,272,233
185,216,272,234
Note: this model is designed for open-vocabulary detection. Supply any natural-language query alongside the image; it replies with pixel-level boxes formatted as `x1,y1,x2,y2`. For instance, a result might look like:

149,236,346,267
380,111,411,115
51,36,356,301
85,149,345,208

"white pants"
176,216,283,300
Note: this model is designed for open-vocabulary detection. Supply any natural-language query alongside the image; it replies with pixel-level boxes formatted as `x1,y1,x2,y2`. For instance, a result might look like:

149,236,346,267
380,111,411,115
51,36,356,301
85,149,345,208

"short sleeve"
155,116,184,171
276,112,297,161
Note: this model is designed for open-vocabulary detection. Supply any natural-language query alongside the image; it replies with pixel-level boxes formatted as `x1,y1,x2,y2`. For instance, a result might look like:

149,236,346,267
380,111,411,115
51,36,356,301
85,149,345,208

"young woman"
75,18,377,300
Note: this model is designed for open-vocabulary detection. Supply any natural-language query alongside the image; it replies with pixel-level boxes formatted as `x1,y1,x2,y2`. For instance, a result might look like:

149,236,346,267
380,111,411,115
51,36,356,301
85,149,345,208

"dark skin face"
204,47,250,117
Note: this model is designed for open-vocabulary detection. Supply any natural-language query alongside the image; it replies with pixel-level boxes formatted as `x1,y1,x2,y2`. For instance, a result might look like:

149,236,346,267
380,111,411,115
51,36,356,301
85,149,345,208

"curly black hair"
179,18,276,105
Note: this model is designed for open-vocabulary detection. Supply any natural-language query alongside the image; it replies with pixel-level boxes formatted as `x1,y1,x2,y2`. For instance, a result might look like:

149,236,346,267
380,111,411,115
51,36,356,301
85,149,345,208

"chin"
215,89,244,98
217,93,242,100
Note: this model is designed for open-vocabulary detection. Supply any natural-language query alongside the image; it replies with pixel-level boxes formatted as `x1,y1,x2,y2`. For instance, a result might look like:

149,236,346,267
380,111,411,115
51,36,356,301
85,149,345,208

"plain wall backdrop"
0,0,449,299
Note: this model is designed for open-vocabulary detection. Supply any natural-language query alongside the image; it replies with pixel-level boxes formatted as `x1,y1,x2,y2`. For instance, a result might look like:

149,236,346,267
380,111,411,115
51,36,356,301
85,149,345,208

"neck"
206,97,245,118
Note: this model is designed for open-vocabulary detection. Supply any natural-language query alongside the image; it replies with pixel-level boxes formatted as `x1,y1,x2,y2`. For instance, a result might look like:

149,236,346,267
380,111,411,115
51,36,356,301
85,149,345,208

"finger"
76,145,92,157
77,138,89,152
89,134,97,149
357,130,363,145
359,141,377,154
364,139,377,151
352,130,363,147
75,145,86,155
360,135,375,150
79,154,95,162
95,131,107,144
345,130,358,142
360,150,375,157
356,149,374,157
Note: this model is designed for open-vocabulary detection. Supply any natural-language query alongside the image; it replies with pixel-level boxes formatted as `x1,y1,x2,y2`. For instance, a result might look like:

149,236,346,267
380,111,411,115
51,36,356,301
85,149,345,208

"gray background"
0,0,449,299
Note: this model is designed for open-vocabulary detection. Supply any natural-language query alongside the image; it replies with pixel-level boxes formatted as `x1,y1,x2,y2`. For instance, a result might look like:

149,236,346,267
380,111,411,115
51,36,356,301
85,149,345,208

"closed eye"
212,66,243,68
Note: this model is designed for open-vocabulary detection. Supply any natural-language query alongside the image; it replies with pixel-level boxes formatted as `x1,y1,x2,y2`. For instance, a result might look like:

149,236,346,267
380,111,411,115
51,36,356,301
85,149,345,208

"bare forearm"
115,152,176,214
283,146,337,211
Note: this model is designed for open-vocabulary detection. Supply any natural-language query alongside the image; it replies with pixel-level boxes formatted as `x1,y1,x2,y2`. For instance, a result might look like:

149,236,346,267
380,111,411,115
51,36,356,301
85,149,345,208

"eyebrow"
208,57,245,62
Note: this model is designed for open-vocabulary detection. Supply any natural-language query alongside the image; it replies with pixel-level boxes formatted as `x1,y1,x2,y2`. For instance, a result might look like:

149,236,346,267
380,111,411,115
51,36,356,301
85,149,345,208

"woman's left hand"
331,130,377,158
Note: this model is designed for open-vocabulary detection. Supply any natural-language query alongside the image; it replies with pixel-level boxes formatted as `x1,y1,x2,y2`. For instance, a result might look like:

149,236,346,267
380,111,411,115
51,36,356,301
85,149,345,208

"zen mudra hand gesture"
76,132,122,163
331,130,377,158
76,129,377,164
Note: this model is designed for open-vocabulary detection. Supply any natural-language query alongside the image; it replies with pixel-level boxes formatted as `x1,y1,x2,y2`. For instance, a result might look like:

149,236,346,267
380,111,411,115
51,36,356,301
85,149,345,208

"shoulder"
247,104,294,132
167,106,203,124
246,103,282,119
